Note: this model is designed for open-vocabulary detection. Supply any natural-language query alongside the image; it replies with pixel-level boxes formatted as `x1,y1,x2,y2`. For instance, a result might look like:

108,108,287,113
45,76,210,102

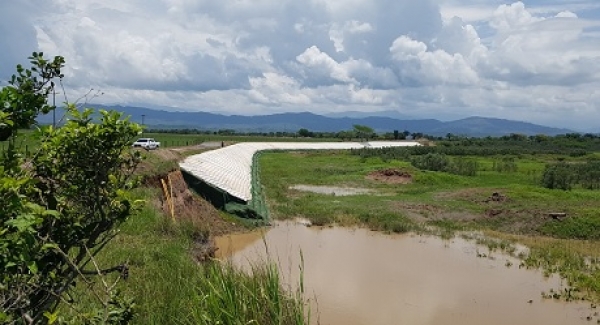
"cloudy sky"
1,1,600,130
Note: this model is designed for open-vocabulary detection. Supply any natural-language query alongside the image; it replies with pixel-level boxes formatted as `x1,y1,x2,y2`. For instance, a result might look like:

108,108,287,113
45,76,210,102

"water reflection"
216,222,593,325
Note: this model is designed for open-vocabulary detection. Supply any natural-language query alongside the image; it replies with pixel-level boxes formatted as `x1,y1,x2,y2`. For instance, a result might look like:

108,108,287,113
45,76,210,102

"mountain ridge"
37,105,575,137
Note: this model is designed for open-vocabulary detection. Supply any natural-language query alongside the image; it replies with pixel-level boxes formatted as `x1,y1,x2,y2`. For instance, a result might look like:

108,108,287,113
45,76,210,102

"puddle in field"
290,184,374,196
216,221,595,325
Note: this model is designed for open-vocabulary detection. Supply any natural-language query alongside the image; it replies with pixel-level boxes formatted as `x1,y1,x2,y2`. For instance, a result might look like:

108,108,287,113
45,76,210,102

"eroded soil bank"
153,170,245,261
217,221,596,325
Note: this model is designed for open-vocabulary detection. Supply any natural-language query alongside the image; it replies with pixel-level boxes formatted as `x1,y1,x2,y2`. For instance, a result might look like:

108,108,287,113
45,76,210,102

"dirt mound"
158,170,244,237
484,192,508,203
367,168,413,184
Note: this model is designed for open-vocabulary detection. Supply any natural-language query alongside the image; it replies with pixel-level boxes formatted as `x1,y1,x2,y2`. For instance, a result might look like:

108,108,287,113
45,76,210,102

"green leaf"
6,215,37,232
44,311,59,324
28,261,38,274
43,209,61,218
42,243,58,251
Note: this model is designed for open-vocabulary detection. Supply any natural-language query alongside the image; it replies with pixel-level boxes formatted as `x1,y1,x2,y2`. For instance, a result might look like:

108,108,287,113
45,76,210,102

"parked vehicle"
132,138,160,150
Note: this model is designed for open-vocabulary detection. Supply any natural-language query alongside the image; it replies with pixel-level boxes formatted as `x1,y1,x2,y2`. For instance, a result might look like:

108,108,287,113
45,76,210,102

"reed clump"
195,261,308,325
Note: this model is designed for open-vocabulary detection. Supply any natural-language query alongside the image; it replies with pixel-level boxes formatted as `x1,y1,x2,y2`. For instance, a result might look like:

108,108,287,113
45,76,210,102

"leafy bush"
1,54,142,324
447,157,479,176
541,162,576,190
576,160,600,190
410,153,449,172
409,153,478,176
541,160,600,191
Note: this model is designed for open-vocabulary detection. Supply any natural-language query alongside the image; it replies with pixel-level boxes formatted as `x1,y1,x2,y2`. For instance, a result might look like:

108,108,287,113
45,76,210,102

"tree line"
146,126,599,146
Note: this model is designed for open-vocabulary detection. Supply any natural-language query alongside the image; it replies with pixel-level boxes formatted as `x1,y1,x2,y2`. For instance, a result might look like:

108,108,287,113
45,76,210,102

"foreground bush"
1,53,143,324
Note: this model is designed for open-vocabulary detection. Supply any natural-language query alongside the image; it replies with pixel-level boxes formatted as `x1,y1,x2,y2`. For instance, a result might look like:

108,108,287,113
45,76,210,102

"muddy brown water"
216,221,596,325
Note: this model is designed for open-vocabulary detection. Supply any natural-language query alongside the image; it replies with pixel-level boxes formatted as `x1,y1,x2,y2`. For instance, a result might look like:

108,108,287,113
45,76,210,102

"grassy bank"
259,150,600,300
260,150,600,236
48,140,309,323
63,187,308,324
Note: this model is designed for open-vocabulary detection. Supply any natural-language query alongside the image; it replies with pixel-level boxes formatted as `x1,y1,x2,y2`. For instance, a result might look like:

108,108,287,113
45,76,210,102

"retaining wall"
179,141,420,220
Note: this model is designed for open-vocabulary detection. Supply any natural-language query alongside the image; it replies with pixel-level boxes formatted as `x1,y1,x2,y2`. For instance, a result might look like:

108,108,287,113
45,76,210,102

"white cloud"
0,0,599,130
440,5,496,23
248,72,311,106
490,2,544,32
390,36,428,59
296,46,356,84
329,20,373,52
433,17,488,62
556,11,578,18
390,36,480,86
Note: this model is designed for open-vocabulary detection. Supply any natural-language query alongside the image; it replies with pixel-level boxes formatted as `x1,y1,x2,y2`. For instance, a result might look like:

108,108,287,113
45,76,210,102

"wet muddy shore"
217,221,596,325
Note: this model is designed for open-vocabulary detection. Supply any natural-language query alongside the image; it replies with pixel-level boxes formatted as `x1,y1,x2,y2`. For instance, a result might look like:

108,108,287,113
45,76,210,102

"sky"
1,1,600,131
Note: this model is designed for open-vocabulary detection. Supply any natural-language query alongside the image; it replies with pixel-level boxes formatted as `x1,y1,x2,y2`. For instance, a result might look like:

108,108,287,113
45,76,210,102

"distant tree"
565,133,583,140
352,124,374,141
411,132,423,140
500,133,524,141
298,128,313,137
531,134,549,143
336,131,353,141
217,129,236,135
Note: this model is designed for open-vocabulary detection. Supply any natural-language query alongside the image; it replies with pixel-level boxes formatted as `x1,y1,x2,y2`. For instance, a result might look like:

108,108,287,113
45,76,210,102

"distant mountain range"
37,105,575,137
324,110,415,120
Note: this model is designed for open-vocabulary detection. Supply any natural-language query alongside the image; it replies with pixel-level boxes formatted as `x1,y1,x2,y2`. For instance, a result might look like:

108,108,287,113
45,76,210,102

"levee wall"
179,141,420,220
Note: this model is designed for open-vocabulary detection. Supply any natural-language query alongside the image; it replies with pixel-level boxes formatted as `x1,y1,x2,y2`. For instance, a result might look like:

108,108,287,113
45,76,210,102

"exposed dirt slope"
158,170,244,236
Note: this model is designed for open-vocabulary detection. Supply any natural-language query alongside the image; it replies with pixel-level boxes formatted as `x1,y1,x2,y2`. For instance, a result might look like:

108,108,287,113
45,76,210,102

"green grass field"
141,133,340,148
0,130,340,155
260,150,600,235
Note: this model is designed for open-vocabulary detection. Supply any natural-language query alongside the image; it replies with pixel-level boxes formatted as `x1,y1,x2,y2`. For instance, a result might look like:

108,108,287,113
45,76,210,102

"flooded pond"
216,221,595,325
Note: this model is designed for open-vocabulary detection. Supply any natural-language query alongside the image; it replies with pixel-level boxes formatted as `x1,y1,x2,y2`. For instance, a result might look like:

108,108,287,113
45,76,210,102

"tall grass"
63,188,309,324
195,261,307,325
